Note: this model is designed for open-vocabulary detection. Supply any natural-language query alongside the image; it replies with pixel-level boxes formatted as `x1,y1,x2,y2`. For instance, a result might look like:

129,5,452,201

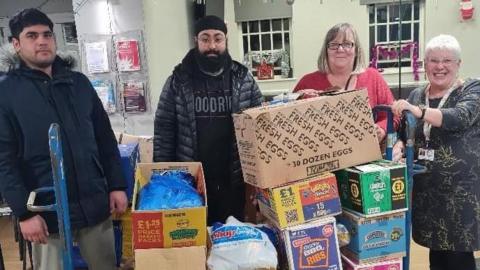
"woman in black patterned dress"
392,34,480,270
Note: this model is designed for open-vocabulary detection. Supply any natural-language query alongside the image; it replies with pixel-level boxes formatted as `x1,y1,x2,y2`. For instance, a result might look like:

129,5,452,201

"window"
368,1,422,69
62,22,78,44
241,18,292,78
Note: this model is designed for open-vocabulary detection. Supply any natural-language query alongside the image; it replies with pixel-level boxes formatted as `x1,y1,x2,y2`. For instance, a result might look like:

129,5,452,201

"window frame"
368,0,424,72
240,18,292,79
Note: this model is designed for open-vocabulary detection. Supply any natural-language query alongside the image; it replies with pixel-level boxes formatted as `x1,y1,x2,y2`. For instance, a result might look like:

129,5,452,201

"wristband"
419,105,427,120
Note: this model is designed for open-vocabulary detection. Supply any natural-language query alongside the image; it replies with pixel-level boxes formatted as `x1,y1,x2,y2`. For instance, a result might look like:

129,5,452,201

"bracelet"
419,107,427,120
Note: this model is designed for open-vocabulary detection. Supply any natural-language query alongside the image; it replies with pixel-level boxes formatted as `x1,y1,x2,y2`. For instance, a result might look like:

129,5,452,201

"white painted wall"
143,0,195,120
425,0,480,79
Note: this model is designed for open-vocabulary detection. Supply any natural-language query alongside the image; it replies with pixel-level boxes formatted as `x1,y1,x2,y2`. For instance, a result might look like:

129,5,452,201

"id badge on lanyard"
418,82,458,161
418,141,434,161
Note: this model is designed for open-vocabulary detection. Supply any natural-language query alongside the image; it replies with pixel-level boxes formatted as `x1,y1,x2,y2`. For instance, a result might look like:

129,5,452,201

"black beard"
194,48,228,75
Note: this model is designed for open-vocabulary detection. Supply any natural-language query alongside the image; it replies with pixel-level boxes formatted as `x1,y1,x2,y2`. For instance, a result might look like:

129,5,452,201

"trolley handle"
372,105,395,160
27,186,56,212
403,111,427,175
404,111,417,146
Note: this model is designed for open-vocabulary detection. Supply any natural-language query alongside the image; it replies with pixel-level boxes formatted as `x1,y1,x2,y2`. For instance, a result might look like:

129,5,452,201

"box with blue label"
336,210,406,264
257,173,342,229
281,217,342,270
119,143,139,200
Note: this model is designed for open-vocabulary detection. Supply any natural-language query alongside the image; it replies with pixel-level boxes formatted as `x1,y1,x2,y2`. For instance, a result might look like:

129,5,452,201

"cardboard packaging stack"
114,134,208,269
120,133,153,163
233,90,383,270
233,90,381,189
341,254,402,270
118,143,139,201
131,162,208,270
335,160,408,268
114,133,152,264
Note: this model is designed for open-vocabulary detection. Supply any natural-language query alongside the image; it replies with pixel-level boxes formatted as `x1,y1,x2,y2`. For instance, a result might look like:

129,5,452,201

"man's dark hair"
9,8,53,40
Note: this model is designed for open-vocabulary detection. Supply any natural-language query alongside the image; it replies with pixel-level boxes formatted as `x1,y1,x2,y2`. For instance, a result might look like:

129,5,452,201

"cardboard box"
373,160,409,211
121,133,153,163
337,210,406,264
135,246,206,270
336,161,407,216
233,90,382,188
341,255,402,270
119,209,133,259
118,143,139,200
257,173,342,229
131,162,207,249
280,217,342,270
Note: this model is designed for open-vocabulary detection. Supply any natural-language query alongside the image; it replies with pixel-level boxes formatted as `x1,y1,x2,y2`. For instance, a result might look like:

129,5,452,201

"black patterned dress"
406,79,480,251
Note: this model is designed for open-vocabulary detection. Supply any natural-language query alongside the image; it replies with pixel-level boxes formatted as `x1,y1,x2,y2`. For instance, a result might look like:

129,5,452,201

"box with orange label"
131,162,207,249
257,173,341,229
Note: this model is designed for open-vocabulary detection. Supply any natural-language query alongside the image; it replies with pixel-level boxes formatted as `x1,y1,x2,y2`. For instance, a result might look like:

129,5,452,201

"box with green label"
335,160,407,216
372,160,409,211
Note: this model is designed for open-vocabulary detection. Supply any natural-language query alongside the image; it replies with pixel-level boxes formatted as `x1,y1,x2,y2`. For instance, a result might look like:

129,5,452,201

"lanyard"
422,81,459,143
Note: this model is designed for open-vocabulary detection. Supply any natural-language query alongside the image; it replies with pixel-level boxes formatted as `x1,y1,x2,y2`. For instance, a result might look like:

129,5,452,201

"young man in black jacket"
153,16,263,225
0,9,127,270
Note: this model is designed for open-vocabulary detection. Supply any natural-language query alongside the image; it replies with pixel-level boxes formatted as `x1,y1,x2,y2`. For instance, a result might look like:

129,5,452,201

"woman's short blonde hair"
317,23,366,74
425,34,461,61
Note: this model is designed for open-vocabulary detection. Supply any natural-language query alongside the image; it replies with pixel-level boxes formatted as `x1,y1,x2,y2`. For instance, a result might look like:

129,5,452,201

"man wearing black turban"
153,15,263,224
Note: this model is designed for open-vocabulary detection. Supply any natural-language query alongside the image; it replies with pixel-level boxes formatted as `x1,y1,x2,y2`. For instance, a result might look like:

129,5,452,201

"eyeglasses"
427,58,458,66
198,36,226,45
327,42,355,50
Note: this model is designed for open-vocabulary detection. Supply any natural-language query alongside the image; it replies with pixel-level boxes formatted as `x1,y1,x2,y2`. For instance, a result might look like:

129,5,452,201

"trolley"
373,105,425,270
26,123,74,270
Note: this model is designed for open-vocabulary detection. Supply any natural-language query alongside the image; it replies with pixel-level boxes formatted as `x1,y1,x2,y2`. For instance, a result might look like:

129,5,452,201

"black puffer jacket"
0,46,125,233
153,49,263,186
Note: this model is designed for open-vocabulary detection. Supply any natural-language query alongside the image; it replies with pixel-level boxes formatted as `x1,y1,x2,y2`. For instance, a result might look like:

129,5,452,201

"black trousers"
429,249,476,270
207,184,245,226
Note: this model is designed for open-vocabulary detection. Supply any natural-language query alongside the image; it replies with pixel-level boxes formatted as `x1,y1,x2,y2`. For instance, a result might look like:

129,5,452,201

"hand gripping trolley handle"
26,123,74,270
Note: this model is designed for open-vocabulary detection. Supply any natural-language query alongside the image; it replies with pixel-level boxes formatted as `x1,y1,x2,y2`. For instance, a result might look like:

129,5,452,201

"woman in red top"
294,23,397,142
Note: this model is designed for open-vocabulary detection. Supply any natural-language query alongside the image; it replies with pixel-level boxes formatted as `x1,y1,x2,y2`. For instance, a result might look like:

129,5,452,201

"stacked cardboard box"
233,90,382,188
341,254,402,270
336,161,408,216
114,133,152,264
336,160,408,267
257,173,342,229
233,90,383,270
131,162,207,269
118,143,139,200
120,134,153,163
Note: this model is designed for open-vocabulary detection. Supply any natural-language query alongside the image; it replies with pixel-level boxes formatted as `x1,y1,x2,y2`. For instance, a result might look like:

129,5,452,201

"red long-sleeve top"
293,67,398,132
